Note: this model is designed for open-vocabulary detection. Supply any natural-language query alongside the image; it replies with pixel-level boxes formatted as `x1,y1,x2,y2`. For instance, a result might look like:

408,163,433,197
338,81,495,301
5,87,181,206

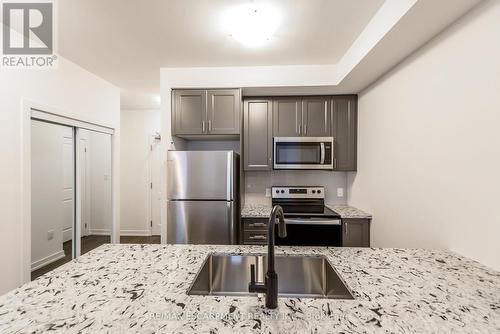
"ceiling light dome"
221,3,281,47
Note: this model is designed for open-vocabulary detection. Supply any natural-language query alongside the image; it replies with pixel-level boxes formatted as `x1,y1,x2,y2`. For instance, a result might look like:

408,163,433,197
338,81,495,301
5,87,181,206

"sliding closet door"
31,120,74,280
76,129,112,256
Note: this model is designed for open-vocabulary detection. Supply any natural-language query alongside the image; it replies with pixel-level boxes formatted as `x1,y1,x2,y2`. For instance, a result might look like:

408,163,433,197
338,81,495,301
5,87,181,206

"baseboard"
120,229,151,236
88,229,111,236
31,250,65,271
62,228,72,243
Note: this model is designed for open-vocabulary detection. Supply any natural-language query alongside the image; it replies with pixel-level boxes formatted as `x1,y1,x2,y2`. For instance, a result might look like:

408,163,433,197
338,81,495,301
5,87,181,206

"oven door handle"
320,142,325,164
284,218,341,225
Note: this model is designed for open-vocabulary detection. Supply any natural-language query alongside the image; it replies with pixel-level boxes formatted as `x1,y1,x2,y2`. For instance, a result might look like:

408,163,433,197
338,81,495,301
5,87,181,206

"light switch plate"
337,188,344,197
47,229,54,240
265,188,271,197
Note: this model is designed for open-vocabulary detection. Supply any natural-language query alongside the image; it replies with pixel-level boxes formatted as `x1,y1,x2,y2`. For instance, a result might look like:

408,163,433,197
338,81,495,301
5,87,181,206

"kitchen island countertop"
0,244,499,333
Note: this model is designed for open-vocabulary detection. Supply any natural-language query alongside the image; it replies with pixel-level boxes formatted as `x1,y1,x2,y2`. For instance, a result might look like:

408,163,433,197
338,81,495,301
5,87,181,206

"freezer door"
167,201,236,245
167,151,236,200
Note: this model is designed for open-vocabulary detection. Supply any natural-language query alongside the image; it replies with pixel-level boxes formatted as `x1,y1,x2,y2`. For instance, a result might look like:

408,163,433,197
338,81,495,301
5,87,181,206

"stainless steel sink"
188,254,354,299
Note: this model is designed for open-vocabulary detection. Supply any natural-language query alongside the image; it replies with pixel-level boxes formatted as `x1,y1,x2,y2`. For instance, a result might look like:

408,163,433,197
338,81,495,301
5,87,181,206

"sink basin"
188,254,354,299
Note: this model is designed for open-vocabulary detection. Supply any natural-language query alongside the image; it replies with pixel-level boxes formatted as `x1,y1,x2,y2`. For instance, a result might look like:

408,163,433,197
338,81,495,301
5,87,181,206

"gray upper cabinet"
342,219,370,247
243,99,273,171
207,89,241,135
172,88,241,137
302,97,331,137
273,98,301,137
333,95,357,171
273,97,332,137
173,90,207,135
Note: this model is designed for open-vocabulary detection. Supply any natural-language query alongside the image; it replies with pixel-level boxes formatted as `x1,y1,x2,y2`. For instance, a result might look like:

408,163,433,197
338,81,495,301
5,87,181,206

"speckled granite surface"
242,204,372,219
0,244,499,333
326,204,372,219
241,204,272,218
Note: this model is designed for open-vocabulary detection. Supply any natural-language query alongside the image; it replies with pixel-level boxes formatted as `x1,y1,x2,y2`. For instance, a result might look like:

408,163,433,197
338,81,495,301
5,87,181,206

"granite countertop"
0,244,499,333
326,204,372,219
241,204,372,219
241,204,272,218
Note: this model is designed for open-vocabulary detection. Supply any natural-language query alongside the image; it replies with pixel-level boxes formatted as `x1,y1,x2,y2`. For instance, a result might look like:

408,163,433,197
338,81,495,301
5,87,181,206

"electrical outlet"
47,229,54,240
337,187,344,197
265,188,271,197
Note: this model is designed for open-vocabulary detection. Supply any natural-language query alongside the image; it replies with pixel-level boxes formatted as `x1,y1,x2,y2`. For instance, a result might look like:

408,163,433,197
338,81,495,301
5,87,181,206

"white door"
62,130,74,243
78,131,90,237
150,137,161,235
31,120,74,272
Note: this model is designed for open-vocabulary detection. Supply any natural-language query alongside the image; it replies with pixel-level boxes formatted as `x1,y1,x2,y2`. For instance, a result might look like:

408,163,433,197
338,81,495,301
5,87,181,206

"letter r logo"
2,2,53,55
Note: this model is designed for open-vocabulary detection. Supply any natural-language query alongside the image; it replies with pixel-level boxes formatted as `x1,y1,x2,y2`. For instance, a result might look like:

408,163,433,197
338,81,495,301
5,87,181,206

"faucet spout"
248,205,287,309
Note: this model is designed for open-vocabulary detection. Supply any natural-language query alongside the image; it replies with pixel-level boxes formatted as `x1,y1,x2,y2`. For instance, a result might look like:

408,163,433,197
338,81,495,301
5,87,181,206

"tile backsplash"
244,170,348,205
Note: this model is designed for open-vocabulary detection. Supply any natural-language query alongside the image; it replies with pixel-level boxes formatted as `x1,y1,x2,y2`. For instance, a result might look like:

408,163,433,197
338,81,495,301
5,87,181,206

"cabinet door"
243,99,273,171
333,96,357,171
342,219,370,247
173,90,207,135
273,98,301,137
207,89,241,135
302,97,331,137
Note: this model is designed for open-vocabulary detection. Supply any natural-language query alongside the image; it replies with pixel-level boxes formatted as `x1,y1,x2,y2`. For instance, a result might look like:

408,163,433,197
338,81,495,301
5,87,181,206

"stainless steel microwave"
273,137,334,170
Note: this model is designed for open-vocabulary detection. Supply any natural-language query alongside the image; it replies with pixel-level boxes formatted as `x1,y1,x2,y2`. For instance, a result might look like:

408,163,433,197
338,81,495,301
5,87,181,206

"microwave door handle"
320,143,325,164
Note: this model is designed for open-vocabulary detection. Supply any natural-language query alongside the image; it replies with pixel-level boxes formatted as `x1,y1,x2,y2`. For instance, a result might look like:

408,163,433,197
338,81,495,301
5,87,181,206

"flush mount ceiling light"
221,3,281,47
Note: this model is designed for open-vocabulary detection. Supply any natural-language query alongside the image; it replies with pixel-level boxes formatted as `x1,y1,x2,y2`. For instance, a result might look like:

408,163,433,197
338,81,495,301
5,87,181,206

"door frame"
21,100,117,284
148,133,162,236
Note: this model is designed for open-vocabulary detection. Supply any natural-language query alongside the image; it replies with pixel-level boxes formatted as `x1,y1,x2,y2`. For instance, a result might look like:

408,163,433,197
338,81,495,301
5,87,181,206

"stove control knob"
275,190,279,194
281,190,285,194
312,190,316,194
317,189,321,194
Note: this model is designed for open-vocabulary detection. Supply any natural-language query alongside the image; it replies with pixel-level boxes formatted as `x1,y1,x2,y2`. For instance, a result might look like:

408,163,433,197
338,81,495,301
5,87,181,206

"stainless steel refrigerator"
167,151,239,245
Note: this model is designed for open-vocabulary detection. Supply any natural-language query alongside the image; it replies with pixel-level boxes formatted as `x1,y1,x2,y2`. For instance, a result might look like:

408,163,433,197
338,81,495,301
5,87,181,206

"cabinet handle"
334,158,337,170
345,222,348,236
249,235,266,240
304,124,307,135
202,120,206,133
208,120,212,132
249,222,266,227
298,124,301,135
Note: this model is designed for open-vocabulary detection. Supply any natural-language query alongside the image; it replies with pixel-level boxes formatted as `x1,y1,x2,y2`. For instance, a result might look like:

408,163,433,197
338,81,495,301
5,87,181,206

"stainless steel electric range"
272,186,342,246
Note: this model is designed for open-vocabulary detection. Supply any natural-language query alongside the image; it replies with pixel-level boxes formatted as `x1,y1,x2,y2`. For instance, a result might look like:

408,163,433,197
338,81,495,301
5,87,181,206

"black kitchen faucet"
248,205,287,309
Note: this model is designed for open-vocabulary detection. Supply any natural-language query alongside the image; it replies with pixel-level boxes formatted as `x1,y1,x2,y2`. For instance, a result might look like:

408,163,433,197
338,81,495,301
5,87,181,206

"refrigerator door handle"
227,201,235,244
227,152,232,201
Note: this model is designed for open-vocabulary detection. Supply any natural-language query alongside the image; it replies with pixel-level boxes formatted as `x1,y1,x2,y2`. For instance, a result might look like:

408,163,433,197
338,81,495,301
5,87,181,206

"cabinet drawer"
243,218,268,230
243,230,268,245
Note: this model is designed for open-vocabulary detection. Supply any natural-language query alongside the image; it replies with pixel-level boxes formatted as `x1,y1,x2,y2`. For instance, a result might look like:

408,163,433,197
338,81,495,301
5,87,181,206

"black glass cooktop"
278,205,340,219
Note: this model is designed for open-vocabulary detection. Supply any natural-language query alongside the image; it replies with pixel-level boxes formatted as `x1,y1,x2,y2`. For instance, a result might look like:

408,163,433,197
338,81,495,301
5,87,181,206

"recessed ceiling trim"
335,0,418,83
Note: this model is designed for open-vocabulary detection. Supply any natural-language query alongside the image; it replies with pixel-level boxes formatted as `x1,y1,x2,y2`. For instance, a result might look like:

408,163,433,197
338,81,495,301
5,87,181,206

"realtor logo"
1,0,57,68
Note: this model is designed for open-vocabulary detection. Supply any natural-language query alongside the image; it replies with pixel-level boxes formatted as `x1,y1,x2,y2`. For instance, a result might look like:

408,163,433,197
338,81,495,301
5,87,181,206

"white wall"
348,0,500,270
120,109,160,236
0,56,120,294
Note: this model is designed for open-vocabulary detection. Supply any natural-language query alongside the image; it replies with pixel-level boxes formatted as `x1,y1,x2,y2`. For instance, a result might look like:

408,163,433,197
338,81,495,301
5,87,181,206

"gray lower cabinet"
333,95,357,171
173,89,207,135
302,97,331,136
172,88,241,137
273,98,301,137
207,89,240,135
242,218,268,245
342,218,370,247
243,99,273,171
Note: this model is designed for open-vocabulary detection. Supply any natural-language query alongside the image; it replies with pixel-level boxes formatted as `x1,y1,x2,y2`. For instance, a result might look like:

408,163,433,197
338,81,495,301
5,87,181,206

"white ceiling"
57,0,482,108
58,0,385,104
